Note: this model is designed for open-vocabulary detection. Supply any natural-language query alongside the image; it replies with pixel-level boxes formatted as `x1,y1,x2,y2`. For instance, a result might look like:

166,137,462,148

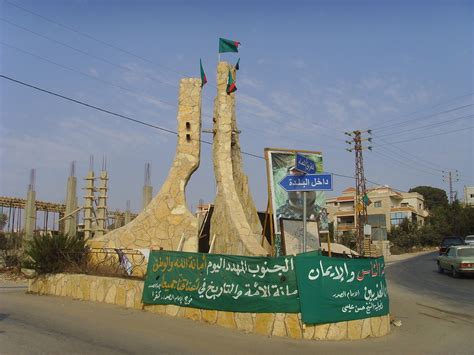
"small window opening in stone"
186,134,191,142
186,122,191,130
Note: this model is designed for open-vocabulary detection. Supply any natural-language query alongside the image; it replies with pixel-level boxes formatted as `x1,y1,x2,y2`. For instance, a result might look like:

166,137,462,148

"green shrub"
24,234,87,274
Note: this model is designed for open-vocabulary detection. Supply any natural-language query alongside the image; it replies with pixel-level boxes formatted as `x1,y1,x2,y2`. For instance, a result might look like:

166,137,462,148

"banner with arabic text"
142,250,300,313
294,252,389,323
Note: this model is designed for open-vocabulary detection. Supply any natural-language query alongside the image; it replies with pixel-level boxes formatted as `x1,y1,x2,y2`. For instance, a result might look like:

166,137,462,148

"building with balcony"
326,185,429,241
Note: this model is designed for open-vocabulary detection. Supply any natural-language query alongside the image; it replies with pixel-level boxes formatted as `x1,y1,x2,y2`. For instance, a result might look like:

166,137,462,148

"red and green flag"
226,70,237,94
235,58,240,70
219,38,240,53
200,59,207,87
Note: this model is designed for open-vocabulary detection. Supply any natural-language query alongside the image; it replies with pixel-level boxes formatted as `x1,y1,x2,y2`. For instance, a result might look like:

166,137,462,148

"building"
464,186,474,206
326,185,429,241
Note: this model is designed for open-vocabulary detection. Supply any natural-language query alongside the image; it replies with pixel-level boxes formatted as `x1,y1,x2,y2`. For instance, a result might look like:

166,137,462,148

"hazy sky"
1,0,473,213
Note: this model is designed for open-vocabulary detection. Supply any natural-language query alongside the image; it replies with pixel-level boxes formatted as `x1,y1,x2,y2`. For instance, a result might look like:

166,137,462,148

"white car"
465,235,474,245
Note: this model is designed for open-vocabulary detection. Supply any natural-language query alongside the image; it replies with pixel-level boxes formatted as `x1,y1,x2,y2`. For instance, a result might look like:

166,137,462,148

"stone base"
29,274,390,341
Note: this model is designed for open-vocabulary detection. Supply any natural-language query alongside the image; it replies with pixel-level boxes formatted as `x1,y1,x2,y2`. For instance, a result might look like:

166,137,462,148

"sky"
0,0,473,214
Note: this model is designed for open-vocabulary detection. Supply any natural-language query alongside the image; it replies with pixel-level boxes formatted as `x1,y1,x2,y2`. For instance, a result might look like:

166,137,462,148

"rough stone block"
201,310,218,324
105,284,117,304
235,312,254,333
326,321,348,340
285,314,302,339
302,324,315,340
166,305,180,317
184,307,202,321
254,313,275,336
217,311,237,329
272,313,287,337
125,288,136,308
347,319,364,340
116,285,126,306
370,316,382,337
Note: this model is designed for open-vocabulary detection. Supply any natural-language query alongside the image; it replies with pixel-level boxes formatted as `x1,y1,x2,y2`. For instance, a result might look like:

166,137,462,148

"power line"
0,17,179,89
4,0,361,142
2,41,344,153
374,125,474,145
372,103,473,132
372,136,454,171
370,93,474,130
2,73,408,192
1,41,178,109
4,0,193,78
373,113,474,139
369,150,441,178
2,16,347,144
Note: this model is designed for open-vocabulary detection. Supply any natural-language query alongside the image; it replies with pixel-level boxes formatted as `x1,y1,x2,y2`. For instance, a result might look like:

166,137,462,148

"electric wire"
1,73,401,190
372,103,474,132
370,93,474,131
373,125,474,145
1,17,346,143
373,113,474,139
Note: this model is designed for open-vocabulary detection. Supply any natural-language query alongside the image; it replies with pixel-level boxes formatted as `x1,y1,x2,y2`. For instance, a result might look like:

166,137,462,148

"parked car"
437,245,474,277
464,235,474,245
439,236,465,255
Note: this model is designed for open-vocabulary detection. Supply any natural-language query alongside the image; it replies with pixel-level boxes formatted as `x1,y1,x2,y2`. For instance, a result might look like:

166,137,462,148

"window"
186,122,191,130
374,201,382,208
186,134,191,142
401,203,408,207
391,212,410,225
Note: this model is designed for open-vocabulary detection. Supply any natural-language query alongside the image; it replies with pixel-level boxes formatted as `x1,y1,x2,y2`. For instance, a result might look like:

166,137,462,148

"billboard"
265,148,329,241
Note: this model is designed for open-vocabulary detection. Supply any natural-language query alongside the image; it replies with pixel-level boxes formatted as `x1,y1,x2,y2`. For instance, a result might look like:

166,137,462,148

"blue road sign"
279,173,333,192
295,153,316,174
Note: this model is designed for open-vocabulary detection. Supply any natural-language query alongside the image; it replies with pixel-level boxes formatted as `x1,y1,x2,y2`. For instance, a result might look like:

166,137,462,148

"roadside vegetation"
389,186,474,254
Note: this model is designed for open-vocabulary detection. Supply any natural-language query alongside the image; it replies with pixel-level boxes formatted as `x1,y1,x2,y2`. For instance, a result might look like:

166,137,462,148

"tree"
409,186,448,210
0,213,7,231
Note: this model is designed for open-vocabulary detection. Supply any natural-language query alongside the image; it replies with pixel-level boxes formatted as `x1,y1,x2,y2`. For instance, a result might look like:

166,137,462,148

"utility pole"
345,130,372,254
443,170,459,204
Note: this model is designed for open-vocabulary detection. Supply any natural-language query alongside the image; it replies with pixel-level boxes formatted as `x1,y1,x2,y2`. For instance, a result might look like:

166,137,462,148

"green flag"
200,59,207,87
362,193,372,206
226,70,237,94
235,58,240,70
219,38,240,53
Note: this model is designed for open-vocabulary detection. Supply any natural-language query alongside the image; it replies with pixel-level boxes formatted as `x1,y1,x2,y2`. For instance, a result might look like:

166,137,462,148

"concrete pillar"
124,200,131,225
95,170,108,238
64,175,77,237
142,185,153,211
24,189,36,240
83,170,95,239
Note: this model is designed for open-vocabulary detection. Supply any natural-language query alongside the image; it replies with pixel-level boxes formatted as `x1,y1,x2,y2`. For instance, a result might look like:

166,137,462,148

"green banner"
142,251,300,313
294,252,389,324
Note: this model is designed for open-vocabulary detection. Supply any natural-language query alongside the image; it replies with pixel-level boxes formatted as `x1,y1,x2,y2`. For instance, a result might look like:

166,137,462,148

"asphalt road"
1,253,473,354
385,251,474,311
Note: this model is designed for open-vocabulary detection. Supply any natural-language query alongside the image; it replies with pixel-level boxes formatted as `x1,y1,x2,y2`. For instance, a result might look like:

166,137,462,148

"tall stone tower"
89,78,203,251
209,62,268,256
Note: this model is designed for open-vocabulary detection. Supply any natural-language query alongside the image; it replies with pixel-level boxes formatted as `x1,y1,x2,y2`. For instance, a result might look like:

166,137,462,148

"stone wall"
210,62,269,256
29,274,390,341
90,78,202,252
